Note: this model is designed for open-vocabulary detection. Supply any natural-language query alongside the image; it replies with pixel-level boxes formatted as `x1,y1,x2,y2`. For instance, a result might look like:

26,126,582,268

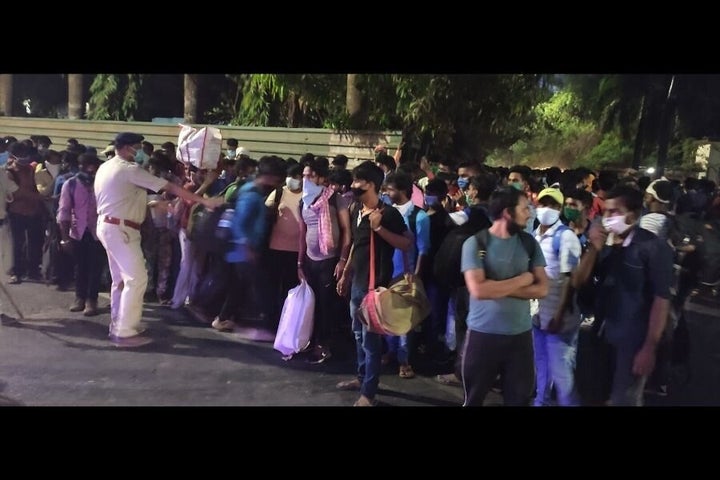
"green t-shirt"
461,232,546,335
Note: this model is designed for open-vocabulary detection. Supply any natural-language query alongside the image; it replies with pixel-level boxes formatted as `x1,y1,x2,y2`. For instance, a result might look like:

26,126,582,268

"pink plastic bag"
176,124,222,170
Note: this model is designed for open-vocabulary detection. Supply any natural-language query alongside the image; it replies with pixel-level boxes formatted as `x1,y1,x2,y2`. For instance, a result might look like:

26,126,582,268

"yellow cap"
537,187,564,206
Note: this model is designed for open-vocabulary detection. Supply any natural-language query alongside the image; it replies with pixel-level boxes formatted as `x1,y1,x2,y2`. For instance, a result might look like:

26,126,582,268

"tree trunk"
68,74,84,119
346,74,363,128
184,74,199,123
0,74,13,116
632,94,647,169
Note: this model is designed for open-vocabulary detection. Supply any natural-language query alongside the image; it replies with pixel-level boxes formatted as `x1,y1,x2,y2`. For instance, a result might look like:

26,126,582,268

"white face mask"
286,177,301,191
536,207,560,226
602,214,632,235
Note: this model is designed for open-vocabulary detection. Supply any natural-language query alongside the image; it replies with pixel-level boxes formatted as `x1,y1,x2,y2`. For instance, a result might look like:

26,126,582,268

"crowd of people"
0,132,718,406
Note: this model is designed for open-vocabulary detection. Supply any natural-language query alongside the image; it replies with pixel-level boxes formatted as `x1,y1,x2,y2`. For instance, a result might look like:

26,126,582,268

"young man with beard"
95,132,224,347
57,154,105,316
572,186,673,406
460,187,548,406
336,161,412,406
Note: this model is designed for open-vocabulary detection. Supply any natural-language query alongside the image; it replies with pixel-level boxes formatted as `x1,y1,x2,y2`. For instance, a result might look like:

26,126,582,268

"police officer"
95,132,223,347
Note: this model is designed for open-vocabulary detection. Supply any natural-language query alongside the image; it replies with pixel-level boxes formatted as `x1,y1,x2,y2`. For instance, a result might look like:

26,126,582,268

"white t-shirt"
640,212,669,241
94,156,168,224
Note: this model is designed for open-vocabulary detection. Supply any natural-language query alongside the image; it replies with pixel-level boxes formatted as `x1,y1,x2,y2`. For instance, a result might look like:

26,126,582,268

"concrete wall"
0,117,402,165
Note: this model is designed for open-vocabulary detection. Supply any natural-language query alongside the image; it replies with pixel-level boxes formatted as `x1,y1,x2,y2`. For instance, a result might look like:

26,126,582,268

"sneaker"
8,275,21,285
211,318,237,332
108,334,153,348
70,298,85,312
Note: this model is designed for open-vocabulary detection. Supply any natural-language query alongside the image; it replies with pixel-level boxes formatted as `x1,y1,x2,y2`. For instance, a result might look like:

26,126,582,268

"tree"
87,74,144,121
67,74,83,119
0,74,12,116
184,74,199,123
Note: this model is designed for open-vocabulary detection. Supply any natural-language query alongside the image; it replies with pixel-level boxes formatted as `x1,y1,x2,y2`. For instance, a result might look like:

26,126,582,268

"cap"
646,179,671,204
537,187,564,206
114,132,144,148
102,144,116,155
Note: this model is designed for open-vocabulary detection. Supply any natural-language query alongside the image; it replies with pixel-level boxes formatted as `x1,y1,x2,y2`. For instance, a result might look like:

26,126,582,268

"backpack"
408,205,422,236
474,229,538,272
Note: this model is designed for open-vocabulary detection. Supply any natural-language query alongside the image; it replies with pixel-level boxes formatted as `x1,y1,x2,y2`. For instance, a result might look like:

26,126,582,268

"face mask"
286,177,301,191
351,187,369,200
77,171,95,185
227,149,237,160
602,214,632,235
425,195,439,207
563,207,580,222
510,181,524,191
46,162,61,178
457,177,469,190
536,207,560,226
132,148,148,165
0,152,9,166
302,178,324,206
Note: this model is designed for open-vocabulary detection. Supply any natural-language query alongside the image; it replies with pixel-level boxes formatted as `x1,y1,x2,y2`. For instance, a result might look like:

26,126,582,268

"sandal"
336,378,361,391
353,395,377,407
399,365,416,379
435,373,462,387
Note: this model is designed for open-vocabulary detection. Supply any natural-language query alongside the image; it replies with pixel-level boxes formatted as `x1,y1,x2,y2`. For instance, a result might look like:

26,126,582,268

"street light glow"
646,167,656,174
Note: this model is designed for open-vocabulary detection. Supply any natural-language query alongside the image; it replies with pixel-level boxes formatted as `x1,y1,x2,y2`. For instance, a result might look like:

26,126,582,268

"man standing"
572,186,673,406
336,161,411,406
460,187,548,406
57,154,105,316
95,132,222,347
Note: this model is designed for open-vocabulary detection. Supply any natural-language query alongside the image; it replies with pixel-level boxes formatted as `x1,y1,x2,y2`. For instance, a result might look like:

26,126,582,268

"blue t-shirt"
225,182,267,263
461,232,546,335
392,206,430,278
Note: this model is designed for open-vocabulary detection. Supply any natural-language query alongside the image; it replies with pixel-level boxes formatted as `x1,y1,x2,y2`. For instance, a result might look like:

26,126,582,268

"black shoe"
308,346,332,364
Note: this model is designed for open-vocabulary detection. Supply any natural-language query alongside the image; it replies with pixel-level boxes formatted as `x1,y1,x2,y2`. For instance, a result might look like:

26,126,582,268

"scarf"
309,186,335,256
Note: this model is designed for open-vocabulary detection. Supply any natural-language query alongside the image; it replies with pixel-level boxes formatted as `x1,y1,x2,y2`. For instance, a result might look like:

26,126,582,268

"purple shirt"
57,176,98,241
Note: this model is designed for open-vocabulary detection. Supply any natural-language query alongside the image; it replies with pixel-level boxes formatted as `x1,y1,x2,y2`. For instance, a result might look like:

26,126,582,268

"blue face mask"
457,177,469,190
425,195,439,207
226,149,237,160
302,178,324,207
0,151,8,167
133,148,148,165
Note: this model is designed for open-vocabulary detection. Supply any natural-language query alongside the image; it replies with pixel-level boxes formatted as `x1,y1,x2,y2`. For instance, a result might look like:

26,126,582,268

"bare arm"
509,266,550,299
571,245,599,289
375,225,411,251
334,206,353,279
464,268,534,300
633,296,670,376
163,182,222,210
195,169,219,196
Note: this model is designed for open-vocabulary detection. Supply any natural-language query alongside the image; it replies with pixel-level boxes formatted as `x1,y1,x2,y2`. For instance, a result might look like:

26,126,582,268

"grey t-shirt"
461,232,546,335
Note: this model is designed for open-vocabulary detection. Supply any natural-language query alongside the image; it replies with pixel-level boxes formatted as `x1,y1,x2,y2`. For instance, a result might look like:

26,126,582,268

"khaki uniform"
94,156,167,338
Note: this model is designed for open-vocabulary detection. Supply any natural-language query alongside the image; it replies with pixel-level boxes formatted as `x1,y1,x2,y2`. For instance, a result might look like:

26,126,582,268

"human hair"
310,156,330,178
425,178,448,197
375,152,396,172
565,188,593,210
384,171,413,199
508,165,531,183
488,186,527,221
78,153,101,169
287,163,303,178
470,173,498,202
352,161,385,193
328,168,352,189
606,185,643,214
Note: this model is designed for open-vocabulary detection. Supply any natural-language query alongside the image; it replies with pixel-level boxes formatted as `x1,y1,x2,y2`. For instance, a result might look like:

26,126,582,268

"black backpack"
433,227,537,291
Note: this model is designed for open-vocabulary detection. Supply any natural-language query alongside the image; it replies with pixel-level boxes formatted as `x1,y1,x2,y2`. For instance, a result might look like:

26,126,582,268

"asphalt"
0,276,476,407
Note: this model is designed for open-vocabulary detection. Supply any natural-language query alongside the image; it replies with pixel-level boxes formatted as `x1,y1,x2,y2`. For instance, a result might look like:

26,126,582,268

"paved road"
0,275,476,407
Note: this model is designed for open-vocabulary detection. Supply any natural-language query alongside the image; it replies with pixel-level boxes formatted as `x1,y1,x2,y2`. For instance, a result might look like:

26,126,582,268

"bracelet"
373,225,383,232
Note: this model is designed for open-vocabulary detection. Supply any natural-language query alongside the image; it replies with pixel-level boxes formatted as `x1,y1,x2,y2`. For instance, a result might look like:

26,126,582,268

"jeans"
73,230,105,302
608,343,649,406
386,333,412,365
303,256,338,349
532,326,580,406
349,283,383,400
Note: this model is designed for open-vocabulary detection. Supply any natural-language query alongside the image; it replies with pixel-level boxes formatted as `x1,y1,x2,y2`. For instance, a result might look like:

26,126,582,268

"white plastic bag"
176,124,223,170
273,280,315,357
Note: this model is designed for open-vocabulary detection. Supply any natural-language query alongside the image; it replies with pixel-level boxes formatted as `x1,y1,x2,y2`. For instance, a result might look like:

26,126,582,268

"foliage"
87,74,144,121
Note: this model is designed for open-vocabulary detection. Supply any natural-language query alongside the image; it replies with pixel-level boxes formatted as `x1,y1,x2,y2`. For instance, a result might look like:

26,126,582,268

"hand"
369,209,382,231
519,271,535,287
632,345,657,377
546,314,564,334
336,273,350,297
404,272,415,284
334,259,346,280
450,189,463,203
5,193,14,203
588,221,608,251
203,196,225,211
297,265,306,282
